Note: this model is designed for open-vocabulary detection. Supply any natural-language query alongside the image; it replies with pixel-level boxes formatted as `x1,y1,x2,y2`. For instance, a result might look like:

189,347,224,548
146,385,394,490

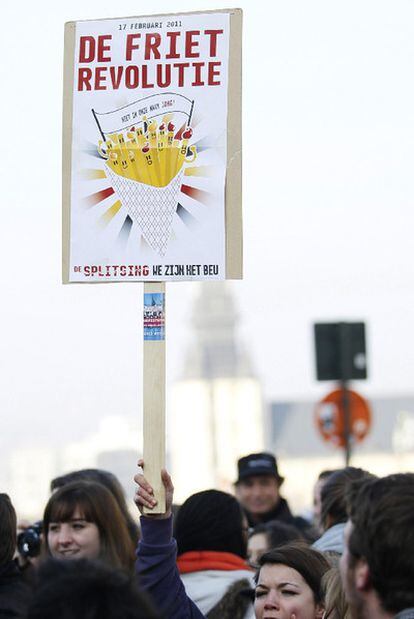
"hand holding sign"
134,459,173,519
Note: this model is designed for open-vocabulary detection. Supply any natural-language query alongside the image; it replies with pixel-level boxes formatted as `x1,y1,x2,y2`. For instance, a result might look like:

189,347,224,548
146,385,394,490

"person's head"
235,453,284,519
248,520,304,568
0,493,17,565
174,489,247,559
27,558,159,619
51,469,139,545
340,473,414,619
320,467,372,532
43,481,136,573
254,542,330,619
313,470,335,531
321,567,351,619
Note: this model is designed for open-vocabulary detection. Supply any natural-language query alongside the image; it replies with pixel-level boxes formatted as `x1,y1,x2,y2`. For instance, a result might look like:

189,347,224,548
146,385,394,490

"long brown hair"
43,481,136,574
0,493,16,564
50,469,139,546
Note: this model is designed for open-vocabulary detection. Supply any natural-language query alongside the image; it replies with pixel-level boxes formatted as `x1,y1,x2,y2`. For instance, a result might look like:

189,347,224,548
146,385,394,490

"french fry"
116,133,134,178
142,142,157,186
147,120,161,185
166,122,176,182
176,127,194,175
157,123,167,186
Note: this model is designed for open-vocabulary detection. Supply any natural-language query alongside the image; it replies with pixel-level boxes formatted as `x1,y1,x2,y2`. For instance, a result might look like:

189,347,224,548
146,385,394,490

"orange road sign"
315,389,372,448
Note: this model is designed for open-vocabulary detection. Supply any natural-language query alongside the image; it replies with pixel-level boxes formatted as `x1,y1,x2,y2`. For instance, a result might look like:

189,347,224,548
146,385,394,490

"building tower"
169,282,264,502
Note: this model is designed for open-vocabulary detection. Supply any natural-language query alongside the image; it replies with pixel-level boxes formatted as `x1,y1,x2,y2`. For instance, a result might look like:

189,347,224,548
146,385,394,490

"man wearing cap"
234,452,296,528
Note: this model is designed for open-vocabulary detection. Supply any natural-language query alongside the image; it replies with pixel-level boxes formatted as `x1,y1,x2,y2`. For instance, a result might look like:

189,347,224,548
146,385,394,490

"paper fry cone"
105,165,183,256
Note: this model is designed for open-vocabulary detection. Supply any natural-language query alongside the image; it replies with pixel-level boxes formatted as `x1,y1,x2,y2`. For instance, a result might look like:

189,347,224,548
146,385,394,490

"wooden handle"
143,282,166,514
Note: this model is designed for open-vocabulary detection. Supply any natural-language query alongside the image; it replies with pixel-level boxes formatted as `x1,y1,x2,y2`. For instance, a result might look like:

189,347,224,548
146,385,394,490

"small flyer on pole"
63,9,242,283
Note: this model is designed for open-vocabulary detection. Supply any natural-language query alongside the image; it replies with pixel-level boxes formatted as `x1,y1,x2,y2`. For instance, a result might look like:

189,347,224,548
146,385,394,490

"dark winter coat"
0,561,32,618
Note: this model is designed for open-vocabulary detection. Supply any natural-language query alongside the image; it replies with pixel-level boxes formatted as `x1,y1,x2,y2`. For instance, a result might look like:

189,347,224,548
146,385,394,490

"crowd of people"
0,451,413,619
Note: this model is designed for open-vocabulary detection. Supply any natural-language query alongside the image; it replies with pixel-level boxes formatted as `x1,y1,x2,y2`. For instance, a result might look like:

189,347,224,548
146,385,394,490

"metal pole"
341,379,351,466
339,323,352,466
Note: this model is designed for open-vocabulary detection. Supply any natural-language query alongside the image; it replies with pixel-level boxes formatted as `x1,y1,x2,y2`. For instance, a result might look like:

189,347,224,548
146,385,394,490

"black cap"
236,452,284,484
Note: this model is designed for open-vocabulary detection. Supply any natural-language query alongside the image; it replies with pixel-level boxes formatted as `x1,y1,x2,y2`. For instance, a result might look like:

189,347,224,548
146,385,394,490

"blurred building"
8,449,55,519
267,395,414,514
6,415,141,519
169,282,265,502
61,416,140,499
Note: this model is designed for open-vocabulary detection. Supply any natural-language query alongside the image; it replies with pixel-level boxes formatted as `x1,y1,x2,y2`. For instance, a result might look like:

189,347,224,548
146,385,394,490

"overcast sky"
1,0,413,458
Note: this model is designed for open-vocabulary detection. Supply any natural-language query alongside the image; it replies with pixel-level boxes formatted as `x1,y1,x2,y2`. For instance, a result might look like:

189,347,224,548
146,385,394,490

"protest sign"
62,9,242,510
63,9,242,283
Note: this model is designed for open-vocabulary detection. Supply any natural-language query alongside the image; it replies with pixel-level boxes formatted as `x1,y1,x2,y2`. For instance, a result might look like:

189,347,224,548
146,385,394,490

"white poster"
64,12,231,282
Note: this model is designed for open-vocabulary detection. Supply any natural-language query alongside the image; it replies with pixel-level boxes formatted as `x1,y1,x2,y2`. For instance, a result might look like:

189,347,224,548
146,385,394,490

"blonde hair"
322,567,351,619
